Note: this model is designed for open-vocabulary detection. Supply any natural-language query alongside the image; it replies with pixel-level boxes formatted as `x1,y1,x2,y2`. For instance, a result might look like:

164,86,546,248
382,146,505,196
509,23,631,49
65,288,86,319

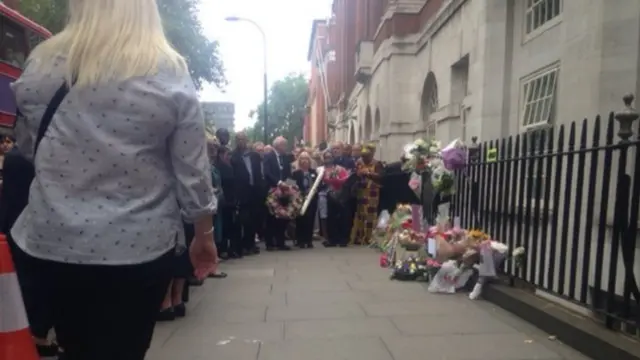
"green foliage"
18,0,225,90
246,73,309,145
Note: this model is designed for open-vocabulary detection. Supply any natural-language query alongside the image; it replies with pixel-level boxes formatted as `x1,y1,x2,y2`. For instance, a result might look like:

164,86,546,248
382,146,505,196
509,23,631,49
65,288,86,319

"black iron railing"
452,95,640,335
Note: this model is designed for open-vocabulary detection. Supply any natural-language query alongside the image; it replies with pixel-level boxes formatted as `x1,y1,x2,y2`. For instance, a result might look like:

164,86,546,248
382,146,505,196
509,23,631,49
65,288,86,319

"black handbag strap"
33,82,70,156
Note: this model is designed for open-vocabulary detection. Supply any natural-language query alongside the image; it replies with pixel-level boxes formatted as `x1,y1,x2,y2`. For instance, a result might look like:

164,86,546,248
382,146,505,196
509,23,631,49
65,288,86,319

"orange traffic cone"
0,234,38,360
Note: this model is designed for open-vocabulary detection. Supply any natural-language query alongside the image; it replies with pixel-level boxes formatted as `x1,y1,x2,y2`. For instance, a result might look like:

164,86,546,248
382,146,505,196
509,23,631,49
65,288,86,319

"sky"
197,0,333,131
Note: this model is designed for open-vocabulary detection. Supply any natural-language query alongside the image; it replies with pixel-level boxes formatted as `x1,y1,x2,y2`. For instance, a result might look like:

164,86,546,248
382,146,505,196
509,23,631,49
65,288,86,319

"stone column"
472,0,510,141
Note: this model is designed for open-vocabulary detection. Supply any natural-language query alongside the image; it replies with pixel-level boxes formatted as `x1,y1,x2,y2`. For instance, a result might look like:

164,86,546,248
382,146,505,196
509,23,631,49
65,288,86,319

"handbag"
0,82,70,233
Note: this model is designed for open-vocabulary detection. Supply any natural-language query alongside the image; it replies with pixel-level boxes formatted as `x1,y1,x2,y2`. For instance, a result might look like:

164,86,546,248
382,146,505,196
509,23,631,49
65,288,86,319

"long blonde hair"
29,0,186,87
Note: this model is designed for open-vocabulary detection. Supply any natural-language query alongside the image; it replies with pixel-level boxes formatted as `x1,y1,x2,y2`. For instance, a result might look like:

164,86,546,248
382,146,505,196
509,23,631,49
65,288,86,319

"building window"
1,18,27,68
426,122,436,139
525,0,562,36
520,65,558,129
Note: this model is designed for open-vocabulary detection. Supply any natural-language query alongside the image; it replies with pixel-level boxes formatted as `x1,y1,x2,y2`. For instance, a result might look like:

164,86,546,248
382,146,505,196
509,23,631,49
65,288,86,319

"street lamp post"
225,16,269,144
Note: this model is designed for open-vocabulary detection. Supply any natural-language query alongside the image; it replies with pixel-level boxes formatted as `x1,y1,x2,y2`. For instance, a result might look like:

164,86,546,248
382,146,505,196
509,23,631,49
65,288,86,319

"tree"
246,73,309,145
18,0,225,90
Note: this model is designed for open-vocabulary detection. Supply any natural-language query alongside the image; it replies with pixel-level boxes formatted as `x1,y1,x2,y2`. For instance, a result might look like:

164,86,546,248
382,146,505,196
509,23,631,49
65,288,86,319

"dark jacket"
292,168,319,214
334,156,356,171
230,148,263,205
263,150,292,188
378,161,420,214
216,161,236,208
0,147,33,234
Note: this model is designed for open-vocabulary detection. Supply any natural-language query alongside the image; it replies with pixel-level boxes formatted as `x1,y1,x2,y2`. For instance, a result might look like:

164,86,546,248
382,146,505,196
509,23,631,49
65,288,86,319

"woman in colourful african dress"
349,143,383,245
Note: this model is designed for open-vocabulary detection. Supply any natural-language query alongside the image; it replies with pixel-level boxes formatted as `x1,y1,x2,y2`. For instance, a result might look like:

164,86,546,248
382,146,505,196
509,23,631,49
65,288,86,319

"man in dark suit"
378,157,421,215
263,136,293,251
332,142,356,171
230,132,263,255
216,128,230,147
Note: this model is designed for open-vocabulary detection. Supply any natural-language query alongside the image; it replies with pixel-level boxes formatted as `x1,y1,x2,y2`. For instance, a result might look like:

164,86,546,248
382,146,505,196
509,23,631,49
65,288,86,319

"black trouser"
214,213,227,254
7,238,53,339
265,215,288,248
238,187,262,252
296,202,317,245
347,197,357,239
20,250,173,360
327,197,349,245
221,206,240,255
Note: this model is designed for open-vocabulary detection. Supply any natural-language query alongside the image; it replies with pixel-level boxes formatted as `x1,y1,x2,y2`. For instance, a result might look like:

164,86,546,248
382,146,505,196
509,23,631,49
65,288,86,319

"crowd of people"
204,129,391,259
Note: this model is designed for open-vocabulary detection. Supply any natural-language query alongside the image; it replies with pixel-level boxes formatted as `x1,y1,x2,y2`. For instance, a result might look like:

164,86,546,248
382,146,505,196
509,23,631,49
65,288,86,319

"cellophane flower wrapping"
408,172,422,199
430,158,456,195
440,138,467,171
324,165,349,191
371,210,391,250
401,139,441,174
428,260,475,293
265,182,303,219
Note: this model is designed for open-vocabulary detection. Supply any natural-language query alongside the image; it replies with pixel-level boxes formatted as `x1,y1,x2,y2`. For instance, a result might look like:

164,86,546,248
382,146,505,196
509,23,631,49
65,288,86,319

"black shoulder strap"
34,82,70,156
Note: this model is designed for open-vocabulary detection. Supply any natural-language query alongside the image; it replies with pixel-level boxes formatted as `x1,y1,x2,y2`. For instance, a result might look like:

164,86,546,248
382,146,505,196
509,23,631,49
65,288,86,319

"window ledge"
522,15,563,45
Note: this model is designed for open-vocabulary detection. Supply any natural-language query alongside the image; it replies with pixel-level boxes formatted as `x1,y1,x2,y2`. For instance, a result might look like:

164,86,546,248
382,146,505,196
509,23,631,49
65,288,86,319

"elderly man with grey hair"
262,136,293,251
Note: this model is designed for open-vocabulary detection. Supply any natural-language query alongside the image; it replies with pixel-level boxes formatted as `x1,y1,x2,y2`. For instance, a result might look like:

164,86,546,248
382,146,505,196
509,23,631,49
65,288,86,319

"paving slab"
283,317,400,340
146,246,591,360
258,337,393,360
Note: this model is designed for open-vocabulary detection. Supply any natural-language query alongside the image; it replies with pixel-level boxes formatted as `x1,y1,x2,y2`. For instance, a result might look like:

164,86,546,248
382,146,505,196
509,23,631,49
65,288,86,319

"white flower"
512,247,525,257
414,139,428,148
490,241,509,254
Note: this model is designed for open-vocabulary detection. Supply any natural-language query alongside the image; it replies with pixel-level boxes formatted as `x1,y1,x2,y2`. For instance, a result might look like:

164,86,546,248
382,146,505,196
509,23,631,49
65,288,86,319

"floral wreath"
266,181,303,219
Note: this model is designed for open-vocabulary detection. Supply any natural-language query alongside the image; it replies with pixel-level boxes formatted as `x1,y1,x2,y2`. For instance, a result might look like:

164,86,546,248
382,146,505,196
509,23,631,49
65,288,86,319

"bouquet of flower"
323,165,350,191
430,158,456,195
266,181,303,219
401,139,442,174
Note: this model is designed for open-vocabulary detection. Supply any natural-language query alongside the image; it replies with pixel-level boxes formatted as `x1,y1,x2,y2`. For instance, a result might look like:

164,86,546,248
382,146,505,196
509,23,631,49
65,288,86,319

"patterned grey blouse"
10,56,216,265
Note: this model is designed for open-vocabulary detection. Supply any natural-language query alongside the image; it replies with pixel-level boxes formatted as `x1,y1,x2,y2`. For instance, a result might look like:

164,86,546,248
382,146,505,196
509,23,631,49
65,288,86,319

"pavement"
146,245,591,360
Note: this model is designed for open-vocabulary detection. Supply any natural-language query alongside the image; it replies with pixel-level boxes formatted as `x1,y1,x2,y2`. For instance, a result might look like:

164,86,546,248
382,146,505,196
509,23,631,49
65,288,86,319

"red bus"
0,3,51,130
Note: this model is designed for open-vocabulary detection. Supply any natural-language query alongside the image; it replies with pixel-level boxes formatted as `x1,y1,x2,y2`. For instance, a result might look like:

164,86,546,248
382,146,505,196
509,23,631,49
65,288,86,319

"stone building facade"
321,0,640,162
201,101,235,132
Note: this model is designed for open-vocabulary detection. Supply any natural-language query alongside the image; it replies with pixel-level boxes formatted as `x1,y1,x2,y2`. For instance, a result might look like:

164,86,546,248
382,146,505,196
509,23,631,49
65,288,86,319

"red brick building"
305,0,390,144
304,20,330,146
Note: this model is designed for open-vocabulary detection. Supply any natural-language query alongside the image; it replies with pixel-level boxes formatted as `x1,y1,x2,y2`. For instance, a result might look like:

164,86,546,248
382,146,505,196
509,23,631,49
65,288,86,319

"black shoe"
266,246,276,251
36,342,60,357
157,307,175,322
339,244,348,248
277,245,291,251
228,251,243,259
323,241,336,248
297,243,306,248
187,277,204,286
250,247,261,255
307,243,314,249
174,303,186,318
208,271,228,279
218,252,229,260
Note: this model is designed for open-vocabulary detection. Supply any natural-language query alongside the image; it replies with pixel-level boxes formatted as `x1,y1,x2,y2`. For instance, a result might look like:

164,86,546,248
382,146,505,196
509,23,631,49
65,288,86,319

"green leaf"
18,0,225,90
246,73,309,145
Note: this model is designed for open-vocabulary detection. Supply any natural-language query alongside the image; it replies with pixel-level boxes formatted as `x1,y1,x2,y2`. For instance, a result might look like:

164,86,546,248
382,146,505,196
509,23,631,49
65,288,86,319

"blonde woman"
291,152,318,248
10,1,217,359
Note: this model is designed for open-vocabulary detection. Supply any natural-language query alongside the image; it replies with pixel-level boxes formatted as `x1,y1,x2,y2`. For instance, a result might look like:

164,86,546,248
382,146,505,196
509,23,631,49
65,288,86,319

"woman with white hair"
10,0,217,358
